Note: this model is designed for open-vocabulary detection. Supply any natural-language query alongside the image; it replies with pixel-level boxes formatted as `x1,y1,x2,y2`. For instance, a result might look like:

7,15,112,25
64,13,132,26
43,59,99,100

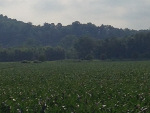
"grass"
0,60,150,112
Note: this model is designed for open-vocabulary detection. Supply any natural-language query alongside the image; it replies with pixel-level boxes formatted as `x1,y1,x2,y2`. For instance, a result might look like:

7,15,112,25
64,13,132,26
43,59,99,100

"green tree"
74,37,96,59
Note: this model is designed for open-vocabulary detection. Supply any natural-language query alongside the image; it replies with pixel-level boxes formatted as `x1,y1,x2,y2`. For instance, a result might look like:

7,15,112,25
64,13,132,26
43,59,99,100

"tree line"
74,32,150,60
0,14,150,61
0,31,150,62
0,47,65,62
0,14,137,47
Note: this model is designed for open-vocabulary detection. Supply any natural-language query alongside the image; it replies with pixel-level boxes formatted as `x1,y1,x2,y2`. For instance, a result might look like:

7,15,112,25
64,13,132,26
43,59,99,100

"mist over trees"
0,14,150,62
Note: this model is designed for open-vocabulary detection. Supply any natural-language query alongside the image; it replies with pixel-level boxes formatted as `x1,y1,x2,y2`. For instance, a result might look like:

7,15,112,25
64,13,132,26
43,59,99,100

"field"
0,60,150,112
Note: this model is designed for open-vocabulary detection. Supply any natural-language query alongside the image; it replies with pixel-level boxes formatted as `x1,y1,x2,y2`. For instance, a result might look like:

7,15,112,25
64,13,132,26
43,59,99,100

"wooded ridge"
0,14,150,61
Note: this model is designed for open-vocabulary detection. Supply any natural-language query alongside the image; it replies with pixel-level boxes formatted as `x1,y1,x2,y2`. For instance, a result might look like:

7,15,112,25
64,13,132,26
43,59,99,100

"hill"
0,14,137,47
1,14,150,62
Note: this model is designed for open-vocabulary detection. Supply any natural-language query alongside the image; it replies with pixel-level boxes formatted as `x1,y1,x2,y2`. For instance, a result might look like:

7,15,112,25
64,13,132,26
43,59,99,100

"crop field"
0,60,150,112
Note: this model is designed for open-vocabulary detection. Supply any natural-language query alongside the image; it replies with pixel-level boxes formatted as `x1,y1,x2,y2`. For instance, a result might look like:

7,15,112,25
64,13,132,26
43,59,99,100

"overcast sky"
0,0,150,30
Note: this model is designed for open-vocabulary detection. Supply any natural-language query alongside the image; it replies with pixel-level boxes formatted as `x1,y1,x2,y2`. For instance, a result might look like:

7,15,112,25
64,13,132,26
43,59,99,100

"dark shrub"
21,60,30,63
33,60,42,63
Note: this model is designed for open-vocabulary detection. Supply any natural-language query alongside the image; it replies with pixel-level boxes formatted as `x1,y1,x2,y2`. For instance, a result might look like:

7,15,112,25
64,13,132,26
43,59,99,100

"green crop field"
0,60,150,112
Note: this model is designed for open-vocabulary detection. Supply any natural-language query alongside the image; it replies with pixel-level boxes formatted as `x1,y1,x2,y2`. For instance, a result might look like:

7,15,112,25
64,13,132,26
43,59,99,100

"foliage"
74,32,150,60
0,61,150,112
0,47,65,62
21,60,30,63
0,14,150,61
0,31,150,61
74,37,96,59
0,14,137,47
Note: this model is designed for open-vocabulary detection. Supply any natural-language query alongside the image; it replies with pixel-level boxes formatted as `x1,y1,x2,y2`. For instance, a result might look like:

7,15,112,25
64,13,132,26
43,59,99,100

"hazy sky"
0,0,150,30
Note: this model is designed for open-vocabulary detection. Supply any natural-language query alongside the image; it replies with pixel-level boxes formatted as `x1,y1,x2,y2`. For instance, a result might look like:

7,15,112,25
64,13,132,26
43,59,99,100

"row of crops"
0,60,150,112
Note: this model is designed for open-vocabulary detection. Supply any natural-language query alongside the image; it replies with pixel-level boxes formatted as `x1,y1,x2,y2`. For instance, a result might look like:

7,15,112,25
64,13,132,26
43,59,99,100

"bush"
33,60,42,63
21,60,30,63
38,55,46,62
85,54,94,60
100,54,107,60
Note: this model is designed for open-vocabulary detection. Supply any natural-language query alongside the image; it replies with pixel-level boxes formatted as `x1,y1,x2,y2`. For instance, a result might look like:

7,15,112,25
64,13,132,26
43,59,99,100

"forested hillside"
0,14,137,47
0,14,150,61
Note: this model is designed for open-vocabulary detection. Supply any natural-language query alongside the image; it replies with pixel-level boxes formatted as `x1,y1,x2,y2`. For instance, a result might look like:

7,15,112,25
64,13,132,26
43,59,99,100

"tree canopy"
0,14,137,47
0,14,150,61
